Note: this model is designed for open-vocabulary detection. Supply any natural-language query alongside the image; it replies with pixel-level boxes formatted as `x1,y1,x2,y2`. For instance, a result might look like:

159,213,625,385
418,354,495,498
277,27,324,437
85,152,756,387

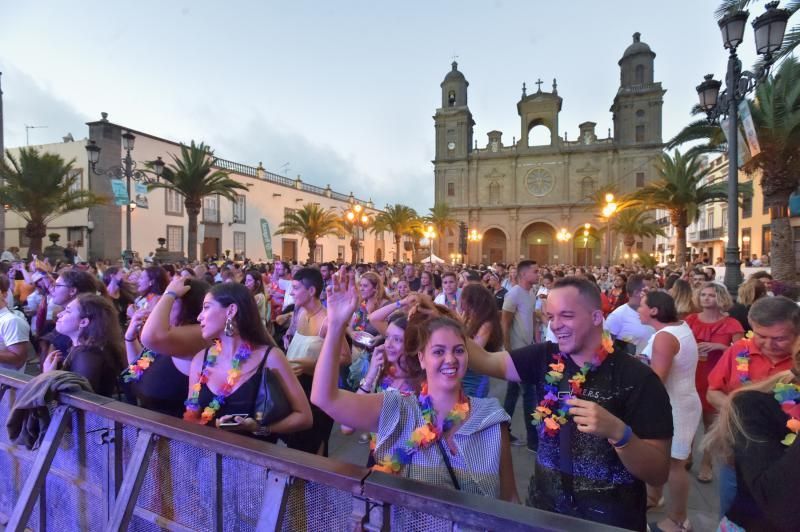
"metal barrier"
0,370,618,531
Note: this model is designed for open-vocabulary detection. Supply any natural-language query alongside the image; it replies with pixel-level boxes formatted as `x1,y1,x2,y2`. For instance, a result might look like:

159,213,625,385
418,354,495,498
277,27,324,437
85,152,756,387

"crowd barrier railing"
0,369,621,531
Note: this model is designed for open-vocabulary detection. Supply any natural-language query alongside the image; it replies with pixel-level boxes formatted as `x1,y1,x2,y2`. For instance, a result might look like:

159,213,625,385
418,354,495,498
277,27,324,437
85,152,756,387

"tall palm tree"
147,141,249,262
424,202,458,257
608,207,667,257
275,203,341,263
631,150,748,267
0,147,106,257
372,204,420,262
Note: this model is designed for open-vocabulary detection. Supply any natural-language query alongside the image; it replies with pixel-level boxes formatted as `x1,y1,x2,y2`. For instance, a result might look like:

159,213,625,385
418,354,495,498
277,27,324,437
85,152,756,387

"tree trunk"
350,236,358,264
25,219,47,258
769,208,796,283
308,238,317,264
395,235,402,263
674,225,687,268
186,200,201,262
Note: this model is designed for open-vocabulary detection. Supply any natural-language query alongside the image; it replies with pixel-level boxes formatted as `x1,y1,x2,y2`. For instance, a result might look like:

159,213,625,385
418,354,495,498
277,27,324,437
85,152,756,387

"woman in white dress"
638,290,701,532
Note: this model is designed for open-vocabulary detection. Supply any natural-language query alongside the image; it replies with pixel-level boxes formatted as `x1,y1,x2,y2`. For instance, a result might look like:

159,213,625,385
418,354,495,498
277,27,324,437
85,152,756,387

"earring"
224,316,235,337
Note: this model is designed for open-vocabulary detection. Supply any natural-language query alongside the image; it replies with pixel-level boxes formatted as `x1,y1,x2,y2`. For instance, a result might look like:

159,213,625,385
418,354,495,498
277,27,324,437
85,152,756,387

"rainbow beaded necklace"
532,331,614,436
373,382,469,474
121,349,157,383
773,382,800,446
183,339,253,424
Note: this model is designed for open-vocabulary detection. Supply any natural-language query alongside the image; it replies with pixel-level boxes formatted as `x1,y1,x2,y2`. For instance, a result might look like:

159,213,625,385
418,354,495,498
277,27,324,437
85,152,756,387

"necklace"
532,331,614,436
304,303,324,325
352,301,368,332
122,349,157,383
373,382,469,474
773,382,800,446
735,339,752,384
183,339,253,424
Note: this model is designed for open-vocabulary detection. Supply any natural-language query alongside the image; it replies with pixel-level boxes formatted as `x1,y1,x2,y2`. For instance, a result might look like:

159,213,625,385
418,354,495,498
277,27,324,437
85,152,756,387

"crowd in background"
0,249,798,532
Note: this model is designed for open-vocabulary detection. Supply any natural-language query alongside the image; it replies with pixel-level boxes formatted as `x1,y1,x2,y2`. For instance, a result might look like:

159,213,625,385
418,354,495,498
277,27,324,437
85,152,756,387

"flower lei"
773,382,800,446
734,332,756,385
183,339,253,424
373,382,469,474
352,301,369,332
121,349,156,383
532,331,614,436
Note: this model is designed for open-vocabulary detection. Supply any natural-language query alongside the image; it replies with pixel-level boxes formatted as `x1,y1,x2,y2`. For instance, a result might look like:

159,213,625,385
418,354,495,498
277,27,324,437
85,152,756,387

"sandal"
647,496,665,510
648,518,692,532
696,468,713,484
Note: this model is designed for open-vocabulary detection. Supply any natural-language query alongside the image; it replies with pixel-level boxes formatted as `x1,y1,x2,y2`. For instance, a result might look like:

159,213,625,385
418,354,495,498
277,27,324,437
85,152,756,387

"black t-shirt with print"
510,341,673,531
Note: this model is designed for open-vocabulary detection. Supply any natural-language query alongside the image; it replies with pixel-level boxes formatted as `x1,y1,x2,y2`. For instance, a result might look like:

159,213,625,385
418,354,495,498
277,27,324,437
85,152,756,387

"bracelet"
358,385,371,393
609,425,633,449
124,335,138,342
395,300,402,308
164,290,179,299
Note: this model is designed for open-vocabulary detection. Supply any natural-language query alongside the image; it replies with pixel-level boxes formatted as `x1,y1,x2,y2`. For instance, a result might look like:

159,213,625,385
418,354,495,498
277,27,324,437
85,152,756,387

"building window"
706,211,714,229
337,245,346,261
741,228,751,259
67,227,83,247
376,231,384,241
635,125,645,143
762,225,771,256
448,90,456,107
283,207,296,223
635,109,645,118
203,195,219,222
18,230,30,248
581,177,595,198
635,64,645,84
763,197,769,215
314,245,323,263
232,194,246,224
165,189,183,216
742,195,752,218
447,182,455,196
66,169,83,194
635,172,645,188
233,231,246,258
167,225,184,253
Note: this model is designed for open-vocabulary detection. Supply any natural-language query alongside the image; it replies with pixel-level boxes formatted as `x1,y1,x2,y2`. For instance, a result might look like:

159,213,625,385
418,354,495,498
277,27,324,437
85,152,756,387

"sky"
0,1,763,212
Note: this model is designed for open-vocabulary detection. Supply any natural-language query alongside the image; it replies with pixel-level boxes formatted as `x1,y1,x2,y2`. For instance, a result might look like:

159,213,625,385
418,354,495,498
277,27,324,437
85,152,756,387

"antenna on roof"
25,124,48,145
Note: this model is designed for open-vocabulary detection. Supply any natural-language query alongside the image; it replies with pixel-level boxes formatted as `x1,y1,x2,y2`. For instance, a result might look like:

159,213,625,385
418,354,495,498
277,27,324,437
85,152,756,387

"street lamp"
344,202,370,263
423,225,436,263
467,228,482,263
85,133,164,265
583,223,591,267
696,1,790,296
602,193,618,266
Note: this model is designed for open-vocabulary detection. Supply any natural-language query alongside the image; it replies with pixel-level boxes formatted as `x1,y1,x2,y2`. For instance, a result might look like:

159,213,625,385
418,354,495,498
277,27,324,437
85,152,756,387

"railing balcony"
654,216,670,226
203,208,219,223
698,227,725,240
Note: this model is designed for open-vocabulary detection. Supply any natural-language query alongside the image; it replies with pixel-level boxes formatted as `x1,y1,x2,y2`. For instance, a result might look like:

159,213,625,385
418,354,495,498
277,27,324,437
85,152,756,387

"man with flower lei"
466,276,673,531
706,296,799,519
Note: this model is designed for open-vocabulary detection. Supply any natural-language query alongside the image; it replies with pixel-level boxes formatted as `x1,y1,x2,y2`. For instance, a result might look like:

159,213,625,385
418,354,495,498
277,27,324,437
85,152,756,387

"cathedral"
433,33,665,266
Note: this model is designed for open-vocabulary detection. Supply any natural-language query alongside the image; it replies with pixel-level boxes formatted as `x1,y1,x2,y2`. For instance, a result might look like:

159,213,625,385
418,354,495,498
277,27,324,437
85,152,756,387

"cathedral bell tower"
610,32,665,146
434,62,474,161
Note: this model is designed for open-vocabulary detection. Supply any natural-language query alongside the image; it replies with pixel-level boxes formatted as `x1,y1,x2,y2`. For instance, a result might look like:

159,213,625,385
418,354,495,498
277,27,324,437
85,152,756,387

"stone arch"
573,224,601,267
527,118,553,147
481,227,508,265
520,221,557,265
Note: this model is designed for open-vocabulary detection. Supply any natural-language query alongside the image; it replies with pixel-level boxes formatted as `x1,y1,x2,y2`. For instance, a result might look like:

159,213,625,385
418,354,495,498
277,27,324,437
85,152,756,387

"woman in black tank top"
185,283,312,439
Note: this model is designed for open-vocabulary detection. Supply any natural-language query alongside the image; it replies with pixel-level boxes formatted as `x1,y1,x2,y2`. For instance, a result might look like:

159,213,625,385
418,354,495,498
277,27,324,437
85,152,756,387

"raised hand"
43,350,64,372
165,277,191,298
325,266,359,329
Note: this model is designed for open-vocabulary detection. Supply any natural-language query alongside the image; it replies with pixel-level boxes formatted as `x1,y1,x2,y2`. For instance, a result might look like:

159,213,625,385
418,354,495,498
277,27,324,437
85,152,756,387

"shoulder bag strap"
436,438,461,491
557,372,576,509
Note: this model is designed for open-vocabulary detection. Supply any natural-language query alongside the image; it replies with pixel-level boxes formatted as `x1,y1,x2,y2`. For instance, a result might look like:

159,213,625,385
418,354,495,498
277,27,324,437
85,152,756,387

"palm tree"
0,147,106,257
631,150,748,267
372,204,421,262
424,202,459,257
608,207,667,257
275,203,341,263
147,141,249,262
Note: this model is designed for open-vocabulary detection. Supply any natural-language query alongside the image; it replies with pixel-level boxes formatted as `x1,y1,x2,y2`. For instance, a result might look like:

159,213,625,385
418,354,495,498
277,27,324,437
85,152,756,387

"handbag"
253,348,292,426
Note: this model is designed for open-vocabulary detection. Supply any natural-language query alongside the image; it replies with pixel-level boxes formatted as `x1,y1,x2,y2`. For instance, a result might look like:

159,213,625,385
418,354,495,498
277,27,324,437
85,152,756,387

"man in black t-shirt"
468,277,672,531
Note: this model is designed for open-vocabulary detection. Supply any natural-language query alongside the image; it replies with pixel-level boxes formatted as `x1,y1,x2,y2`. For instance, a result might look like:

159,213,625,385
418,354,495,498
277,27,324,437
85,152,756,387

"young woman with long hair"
638,291,701,532
727,277,767,333
243,269,268,326
686,281,744,483
43,294,126,397
131,266,169,316
668,279,696,320
311,270,518,503
103,266,137,327
417,270,438,299
184,283,312,439
459,284,503,398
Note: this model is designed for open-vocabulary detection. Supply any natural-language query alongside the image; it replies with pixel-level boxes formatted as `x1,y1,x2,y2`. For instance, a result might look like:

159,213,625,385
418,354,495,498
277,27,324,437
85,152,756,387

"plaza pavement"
328,377,721,532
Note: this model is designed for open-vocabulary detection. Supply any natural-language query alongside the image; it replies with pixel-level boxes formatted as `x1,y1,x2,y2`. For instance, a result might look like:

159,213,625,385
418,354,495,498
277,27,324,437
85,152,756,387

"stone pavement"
328,377,721,532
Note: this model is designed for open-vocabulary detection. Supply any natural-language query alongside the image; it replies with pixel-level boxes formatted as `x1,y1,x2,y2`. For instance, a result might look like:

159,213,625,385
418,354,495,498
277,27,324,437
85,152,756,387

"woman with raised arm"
311,270,518,502
184,283,312,439
460,284,503,398
123,278,209,417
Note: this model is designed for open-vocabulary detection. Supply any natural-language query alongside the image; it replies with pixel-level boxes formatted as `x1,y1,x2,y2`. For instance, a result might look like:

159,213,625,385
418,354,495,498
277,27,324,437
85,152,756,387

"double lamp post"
695,1,790,296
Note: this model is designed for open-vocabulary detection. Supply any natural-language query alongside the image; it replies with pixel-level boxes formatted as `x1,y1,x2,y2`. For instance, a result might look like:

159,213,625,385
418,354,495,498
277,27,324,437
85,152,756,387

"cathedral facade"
433,33,665,266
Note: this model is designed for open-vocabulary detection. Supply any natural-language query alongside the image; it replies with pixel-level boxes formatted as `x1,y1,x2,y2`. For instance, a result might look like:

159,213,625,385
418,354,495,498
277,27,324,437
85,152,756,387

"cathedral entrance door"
575,248,592,267
528,244,549,265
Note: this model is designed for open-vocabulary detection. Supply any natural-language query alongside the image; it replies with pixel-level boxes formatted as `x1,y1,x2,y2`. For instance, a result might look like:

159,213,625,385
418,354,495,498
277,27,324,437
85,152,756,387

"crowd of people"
0,253,798,531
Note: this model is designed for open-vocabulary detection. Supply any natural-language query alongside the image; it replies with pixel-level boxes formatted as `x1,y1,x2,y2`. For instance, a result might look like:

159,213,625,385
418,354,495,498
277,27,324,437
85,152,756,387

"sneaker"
509,434,525,447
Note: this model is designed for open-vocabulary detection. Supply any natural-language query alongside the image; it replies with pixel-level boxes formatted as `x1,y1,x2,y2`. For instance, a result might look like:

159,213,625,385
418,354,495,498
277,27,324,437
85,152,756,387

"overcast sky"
1,1,764,212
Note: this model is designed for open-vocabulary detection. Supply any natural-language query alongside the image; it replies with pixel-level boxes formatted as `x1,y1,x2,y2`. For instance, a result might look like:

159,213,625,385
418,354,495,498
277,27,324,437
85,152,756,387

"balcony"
655,216,670,226
698,227,725,241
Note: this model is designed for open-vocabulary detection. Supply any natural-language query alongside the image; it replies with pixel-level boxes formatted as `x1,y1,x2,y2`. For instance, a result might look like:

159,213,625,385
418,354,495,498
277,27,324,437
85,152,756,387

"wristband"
395,300,402,308
609,424,633,449
358,386,371,393
164,290,179,299
124,335,138,342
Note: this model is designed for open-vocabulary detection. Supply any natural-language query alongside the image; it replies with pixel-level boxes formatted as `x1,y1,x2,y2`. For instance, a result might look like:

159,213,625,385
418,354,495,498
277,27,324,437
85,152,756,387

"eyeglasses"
53,283,70,289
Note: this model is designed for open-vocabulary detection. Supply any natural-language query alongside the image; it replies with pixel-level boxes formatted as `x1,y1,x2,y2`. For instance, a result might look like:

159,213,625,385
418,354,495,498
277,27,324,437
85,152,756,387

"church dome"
444,61,466,82
621,32,654,59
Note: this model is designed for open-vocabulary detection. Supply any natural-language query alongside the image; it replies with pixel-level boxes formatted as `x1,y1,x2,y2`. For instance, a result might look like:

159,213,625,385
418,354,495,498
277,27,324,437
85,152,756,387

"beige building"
433,33,666,266
4,115,391,264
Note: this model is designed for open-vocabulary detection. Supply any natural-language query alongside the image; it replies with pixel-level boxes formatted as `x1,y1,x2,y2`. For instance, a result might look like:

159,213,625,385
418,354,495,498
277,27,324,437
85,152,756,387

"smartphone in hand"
219,414,250,429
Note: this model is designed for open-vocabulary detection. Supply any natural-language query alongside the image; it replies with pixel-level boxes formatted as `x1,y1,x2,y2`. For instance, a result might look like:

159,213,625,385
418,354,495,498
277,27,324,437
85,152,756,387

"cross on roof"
535,78,543,92
451,53,459,62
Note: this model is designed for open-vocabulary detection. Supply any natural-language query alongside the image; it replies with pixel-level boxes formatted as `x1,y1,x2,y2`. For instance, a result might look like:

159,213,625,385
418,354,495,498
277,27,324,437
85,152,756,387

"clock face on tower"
447,141,456,150
525,168,555,197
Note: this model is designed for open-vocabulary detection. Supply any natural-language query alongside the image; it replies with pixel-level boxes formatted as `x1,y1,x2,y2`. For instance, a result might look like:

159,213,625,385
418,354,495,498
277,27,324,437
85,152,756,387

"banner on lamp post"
134,182,149,209
720,117,751,167
110,179,128,206
738,100,761,158
260,218,274,260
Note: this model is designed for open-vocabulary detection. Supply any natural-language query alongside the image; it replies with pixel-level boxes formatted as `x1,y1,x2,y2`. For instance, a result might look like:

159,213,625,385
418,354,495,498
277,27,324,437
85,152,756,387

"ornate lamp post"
582,223,591,267
344,202,370,263
467,228,482,263
423,225,436,263
696,1,790,296
85,132,164,265
602,193,618,267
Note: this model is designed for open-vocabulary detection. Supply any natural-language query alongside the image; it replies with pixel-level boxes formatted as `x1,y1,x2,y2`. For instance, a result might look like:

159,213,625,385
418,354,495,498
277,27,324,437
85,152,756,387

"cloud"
1,66,90,148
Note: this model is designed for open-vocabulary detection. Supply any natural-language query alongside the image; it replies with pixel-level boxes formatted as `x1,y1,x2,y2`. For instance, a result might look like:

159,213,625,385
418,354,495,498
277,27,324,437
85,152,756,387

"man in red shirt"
706,295,799,517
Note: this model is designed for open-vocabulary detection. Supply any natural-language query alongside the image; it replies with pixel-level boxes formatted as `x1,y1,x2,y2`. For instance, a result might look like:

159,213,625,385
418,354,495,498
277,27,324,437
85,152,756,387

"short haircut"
552,276,601,311
625,274,646,296
60,270,98,294
748,295,800,334
441,271,458,281
644,291,678,323
542,273,554,282
293,267,324,299
750,271,773,281
517,260,537,273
